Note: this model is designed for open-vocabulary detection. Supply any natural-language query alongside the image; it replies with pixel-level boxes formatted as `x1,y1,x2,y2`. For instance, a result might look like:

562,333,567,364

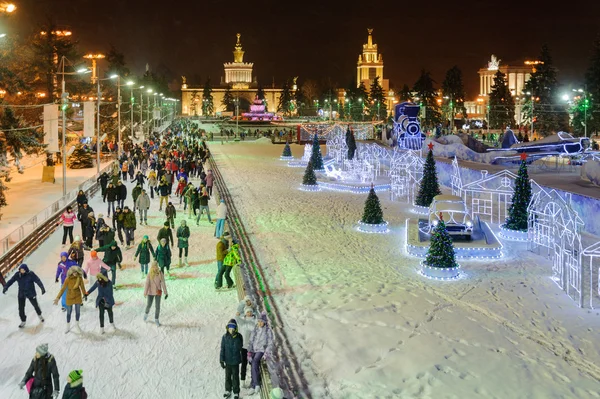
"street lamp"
443,94,454,132
83,53,105,84
2,3,16,13
96,75,118,173
573,87,588,138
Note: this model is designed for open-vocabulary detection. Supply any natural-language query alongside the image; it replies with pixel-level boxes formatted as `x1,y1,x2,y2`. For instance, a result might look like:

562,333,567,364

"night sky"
7,0,600,96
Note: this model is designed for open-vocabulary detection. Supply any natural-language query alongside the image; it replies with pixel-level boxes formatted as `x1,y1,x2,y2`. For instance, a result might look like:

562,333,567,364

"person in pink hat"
83,250,111,289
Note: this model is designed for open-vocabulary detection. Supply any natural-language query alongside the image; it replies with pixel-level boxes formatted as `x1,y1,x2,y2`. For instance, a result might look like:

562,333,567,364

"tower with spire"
356,28,388,93
223,33,255,89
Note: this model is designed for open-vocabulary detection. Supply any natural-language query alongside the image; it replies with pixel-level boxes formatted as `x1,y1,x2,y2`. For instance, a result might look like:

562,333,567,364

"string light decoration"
502,153,532,232
357,185,389,233
415,143,441,207
421,213,461,279
280,141,293,160
583,242,600,309
302,159,317,186
319,182,391,194
310,133,325,171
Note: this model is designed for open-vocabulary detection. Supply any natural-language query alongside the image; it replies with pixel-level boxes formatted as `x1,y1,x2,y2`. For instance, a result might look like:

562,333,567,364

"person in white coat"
135,189,151,225
236,307,257,388
236,295,257,317
215,199,227,238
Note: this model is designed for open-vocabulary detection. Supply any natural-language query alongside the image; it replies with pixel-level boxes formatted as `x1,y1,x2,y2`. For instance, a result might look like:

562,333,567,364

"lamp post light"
83,53,105,84
358,98,363,121
96,75,118,173
126,81,134,147
573,87,588,138
146,89,153,138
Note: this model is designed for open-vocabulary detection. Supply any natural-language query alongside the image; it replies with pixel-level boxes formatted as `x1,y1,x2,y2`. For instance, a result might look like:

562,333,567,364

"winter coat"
123,211,137,229
76,193,87,206
148,173,158,187
248,324,274,355
61,381,87,399
155,244,172,268
56,270,86,306
216,203,227,220
165,204,176,219
220,329,244,365
83,218,96,239
95,241,123,266
135,193,151,210
95,218,107,240
158,182,170,196
87,279,115,308
98,172,109,188
68,243,84,262
60,211,77,227
157,227,174,247
118,184,127,200
132,186,142,203
56,258,78,284
104,186,118,202
223,244,241,267
102,228,115,244
112,211,124,229
83,258,110,277
77,205,94,223
205,172,214,187
135,173,146,186
4,266,45,299
236,300,258,317
176,226,190,249
236,315,257,350
21,354,60,398
198,192,209,206
144,272,168,296
216,240,228,261
134,241,155,264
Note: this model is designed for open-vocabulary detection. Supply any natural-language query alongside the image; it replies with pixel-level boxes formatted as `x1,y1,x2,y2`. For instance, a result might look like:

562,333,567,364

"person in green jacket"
157,222,174,247
176,220,190,267
218,240,240,289
122,206,137,249
134,235,155,277
132,183,142,212
155,238,172,276
215,232,230,289
94,240,123,287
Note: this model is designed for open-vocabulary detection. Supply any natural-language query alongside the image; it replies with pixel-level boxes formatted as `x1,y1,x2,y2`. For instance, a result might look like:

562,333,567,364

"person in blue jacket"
86,273,116,334
220,318,244,399
2,264,46,328
55,252,77,312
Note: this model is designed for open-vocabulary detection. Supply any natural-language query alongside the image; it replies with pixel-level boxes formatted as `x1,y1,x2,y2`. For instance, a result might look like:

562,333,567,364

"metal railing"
0,162,116,278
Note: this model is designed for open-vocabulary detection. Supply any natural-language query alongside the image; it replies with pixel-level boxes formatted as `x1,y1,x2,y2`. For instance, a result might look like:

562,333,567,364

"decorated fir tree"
361,186,384,224
310,133,324,170
347,129,357,160
67,145,94,169
282,141,292,157
415,143,441,206
425,217,457,268
302,160,317,185
504,154,532,231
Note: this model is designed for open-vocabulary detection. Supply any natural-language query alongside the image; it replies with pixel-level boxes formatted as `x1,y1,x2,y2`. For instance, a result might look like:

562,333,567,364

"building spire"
233,33,244,63
367,28,373,47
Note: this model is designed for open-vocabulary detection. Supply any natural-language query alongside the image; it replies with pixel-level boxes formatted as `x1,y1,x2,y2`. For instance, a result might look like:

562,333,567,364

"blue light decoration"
318,182,391,194
356,220,390,234
393,102,426,150
298,184,321,192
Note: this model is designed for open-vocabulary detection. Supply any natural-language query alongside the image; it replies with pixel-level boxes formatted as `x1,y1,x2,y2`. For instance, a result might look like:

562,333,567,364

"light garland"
356,220,390,234
318,181,391,194
498,224,530,242
419,261,462,280
279,156,294,161
411,204,429,215
287,160,308,168
298,184,321,192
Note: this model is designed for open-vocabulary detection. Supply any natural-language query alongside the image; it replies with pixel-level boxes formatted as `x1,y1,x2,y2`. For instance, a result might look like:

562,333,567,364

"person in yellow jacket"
217,239,240,290
54,266,87,333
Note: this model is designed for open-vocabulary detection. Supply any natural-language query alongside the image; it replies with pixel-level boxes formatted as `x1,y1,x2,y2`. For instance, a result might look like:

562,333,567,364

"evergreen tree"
369,76,388,120
523,44,569,135
347,128,357,160
256,84,265,100
488,70,516,129
302,160,317,185
441,66,468,120
282,141,292,157
0,107,46,162
105,45,130,77
415,146,441,206
504,155,532,231
221,85,235,112
425,219,458,268
572,36,600,136
310,133,324,170
278,81,293,116
353,82,369,121
398,84,413,102
202,78,214,116
413,69,442,129
361,186,384,224
67,145,94,169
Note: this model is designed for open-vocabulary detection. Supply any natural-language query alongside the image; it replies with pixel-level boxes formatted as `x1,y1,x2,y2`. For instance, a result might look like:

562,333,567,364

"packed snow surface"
210,141,600,399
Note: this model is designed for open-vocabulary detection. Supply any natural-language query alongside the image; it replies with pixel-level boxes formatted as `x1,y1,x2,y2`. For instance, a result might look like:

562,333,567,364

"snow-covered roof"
461,169,518,193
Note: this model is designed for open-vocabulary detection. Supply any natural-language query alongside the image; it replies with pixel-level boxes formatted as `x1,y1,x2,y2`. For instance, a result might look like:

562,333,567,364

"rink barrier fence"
209,151,312,399
0,162,116,279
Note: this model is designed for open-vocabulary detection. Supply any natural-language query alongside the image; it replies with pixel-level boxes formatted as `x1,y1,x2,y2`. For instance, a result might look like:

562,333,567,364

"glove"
18,381,24,390
247,352,253,361
220,361,226,369
55,278,58,283
165,294,168,300
53,390,60,399
83,272,88,279
41,289,46,295
118,263,122,270
263,353,268,361
2,288,6,294
84,295,88,301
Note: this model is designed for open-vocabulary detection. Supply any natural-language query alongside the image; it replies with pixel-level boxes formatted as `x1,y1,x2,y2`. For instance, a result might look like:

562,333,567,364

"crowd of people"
0,120,283,399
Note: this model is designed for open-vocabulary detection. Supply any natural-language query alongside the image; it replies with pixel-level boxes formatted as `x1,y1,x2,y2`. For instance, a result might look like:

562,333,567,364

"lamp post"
146,89,153,138
96,75,118,173
125,81,134,147
573,87,588,138
358,98,363,121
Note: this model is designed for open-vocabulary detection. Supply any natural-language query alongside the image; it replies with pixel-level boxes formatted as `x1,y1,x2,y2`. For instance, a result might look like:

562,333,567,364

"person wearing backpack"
18,343,60,399
86,273,116,334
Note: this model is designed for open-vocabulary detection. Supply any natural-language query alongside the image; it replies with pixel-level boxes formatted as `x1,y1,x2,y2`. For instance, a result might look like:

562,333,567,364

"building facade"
478,55,534,97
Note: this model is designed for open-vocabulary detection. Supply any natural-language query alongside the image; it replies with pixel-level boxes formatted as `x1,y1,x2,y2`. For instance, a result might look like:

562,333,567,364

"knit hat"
36,343,48,356
244,306,254,316
96,273,108,282
60,252,68,259
164,221,170,227
270,388,284,399
68,370,83,383
90,250,98,258
259,312,268,324
74,235,81,242
143,235,149,240
226,318,237,330
220,199,225,203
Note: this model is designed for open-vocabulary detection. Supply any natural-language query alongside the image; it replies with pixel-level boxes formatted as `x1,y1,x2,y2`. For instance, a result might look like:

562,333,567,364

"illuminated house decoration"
583,242,600,309
241,96,281,121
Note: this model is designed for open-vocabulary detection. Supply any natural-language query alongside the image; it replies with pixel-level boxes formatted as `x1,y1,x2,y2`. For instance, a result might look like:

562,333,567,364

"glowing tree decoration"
67,145,93,169
361,185,384,224
346,127,357,160
302,160,317,186
421,213,460,280
415,143,441,207
281,141,292,159
310,133,324,171
503,153,532,231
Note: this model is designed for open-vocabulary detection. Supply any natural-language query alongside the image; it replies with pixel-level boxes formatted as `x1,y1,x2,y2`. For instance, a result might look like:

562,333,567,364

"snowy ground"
210,140,600,399
0,173,239,398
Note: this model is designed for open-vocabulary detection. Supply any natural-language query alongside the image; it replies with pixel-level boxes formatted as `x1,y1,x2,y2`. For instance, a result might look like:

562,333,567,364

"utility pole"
96,80,101,173
116,75,121,151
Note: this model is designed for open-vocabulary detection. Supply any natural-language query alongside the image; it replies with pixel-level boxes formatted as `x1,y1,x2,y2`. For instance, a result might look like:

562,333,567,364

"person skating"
3,264,45,328
135,170,146,187
176,220,190,267
54,266,87,334
122,206,137,249
94,240,123,288
247,313,274,396
175,177,186,201
86,273,115,334
165,201,177,229
236,295,258,317
143,261,168,326
76,202,94,241
128,161,135,181
135,189,151,225
104,183,117,216
116,181,127,209
132,183,142,212
83,250,110,289
112,207,125,245
134,235,155,277
61,370,87,399
95,213,107,247
98,171,110,200
217,239,240,290
147,169,158,199
121,160,128,181
158,177,170,211
76,190,87,208
220,319,244,399
67,237,85,267
215,199,227,238
157,221,174,247
196,186,213,225
183,182,195,216
236,307,257,389
98,225,115,248
56,252,77,312
19,343,60,399
58,206,77,246
83,212,96,249
155,238,172,276
206,169,214,196
215,233,230,289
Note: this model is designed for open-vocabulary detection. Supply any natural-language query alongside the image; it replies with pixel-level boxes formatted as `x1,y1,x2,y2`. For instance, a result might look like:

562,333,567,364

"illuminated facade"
357,29,389,93
478,55,535,97
222,34,255,89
